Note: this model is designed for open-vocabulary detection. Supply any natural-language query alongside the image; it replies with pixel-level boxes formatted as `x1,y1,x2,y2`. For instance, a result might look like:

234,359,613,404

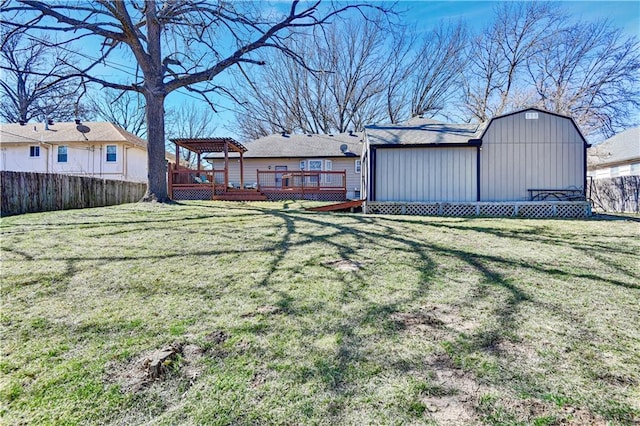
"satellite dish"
76,124,91,134
340,144,348,153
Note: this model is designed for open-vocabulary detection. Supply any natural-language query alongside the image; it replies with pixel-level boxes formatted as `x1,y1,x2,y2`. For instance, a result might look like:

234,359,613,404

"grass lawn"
1,201,639,425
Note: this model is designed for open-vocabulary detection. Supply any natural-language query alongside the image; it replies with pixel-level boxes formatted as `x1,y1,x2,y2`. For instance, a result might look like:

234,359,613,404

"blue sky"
73,1,639,139
202,0,639,138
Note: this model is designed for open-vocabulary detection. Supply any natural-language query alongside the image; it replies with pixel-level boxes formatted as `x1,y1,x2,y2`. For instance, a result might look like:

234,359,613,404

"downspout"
584,142,591,199
370,147,377,202
476,145,481,202
469,138,483,202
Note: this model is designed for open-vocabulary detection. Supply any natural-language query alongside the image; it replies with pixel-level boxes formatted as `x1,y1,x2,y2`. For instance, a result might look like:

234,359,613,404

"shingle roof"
0,121,147,149
207,132,364,158
365,121,483,146
588,127,640,167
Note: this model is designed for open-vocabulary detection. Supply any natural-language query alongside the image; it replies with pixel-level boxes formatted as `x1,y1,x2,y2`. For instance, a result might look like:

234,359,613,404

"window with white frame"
57,146,67,163
610,166,620,177
308,159,322,185
324,159,332,183
355,159,361,174
29,146,40,157
106,145,117,162
299,160,306,170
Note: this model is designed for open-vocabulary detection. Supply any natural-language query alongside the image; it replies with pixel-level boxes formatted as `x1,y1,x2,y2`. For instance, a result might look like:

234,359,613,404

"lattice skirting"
173,188,213,200
364,202,591,218
265,191,346,201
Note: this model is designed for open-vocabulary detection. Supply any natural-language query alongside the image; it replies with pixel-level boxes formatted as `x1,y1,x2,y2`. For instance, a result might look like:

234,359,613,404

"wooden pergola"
170,137,247,190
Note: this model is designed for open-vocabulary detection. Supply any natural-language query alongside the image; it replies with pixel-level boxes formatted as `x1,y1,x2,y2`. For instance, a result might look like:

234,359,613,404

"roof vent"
329,134,334,137
525,112,539,120
281,131,289,138
75,118,81,125
340,144,348,153
19,120,25,126
307,134,312,137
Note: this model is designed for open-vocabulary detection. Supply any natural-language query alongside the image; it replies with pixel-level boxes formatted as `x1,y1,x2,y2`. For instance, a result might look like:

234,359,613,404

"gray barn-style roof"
0,121,147,149
365,120,484,146
588,127,640,167
207,131,364,159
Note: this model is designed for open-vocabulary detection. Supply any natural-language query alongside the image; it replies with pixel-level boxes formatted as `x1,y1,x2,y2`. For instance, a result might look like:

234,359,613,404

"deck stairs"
306,199,363,212
213,189,268,201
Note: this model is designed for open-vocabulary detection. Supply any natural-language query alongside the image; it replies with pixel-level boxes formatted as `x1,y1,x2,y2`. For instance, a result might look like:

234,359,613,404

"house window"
29,146,40,157
610,166,620,177
299,160,306,170
308,159,322,185
106,145,117,162
355,159,362,174
57,146,67,163
525,112,539,120
324,159,332,183
630,163,640,175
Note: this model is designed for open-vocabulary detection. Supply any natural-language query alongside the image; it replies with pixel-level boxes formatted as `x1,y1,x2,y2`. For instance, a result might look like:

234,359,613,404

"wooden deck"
169,168,349,201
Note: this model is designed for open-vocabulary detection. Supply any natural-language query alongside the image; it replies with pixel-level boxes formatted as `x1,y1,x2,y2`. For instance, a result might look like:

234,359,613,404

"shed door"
374,147,477,202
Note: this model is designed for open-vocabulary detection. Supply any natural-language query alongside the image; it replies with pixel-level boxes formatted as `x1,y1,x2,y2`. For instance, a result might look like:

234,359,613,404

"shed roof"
365,121,483,146
0,121,147,149
588,127,640,167
206,131,363,159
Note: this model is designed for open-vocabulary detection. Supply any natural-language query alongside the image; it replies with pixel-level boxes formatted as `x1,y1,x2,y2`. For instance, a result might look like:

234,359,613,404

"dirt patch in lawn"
392,304,478,337
106,332,228,394
324,259,364,272
105,342,201,393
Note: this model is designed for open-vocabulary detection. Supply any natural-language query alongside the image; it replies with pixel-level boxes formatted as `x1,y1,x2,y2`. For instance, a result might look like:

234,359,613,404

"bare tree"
463,2,561,122
235,16,395,139
166,103,218,168
0,29,85,123
1,1,390,202
527,20,640,137
87,88,147,138
407,22,468,118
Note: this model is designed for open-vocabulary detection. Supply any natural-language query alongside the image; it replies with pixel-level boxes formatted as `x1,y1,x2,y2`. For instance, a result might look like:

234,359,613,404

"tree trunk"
141,90,170,202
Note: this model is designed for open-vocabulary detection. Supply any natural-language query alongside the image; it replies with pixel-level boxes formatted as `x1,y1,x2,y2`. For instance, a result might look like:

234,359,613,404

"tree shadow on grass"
2,203,637,424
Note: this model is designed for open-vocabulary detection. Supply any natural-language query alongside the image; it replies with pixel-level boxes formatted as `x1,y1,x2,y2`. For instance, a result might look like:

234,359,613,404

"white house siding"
208,156,363,199
1,144,50,172
480,111,585,201
374,147,477,202
0,142,147,182
125,147,148,182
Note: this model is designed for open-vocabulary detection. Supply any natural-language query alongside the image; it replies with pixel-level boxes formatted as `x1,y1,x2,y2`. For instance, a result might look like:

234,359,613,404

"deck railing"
257,170,346,193
168,163,227,198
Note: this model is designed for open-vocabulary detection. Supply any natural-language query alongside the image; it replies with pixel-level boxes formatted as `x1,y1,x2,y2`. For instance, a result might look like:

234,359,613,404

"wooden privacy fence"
588,176,640,213
1,171,147,216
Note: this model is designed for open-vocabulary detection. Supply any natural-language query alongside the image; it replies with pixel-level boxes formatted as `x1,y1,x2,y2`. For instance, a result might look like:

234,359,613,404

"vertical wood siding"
374,147,477,202
1,171,147,216
480,111,585,201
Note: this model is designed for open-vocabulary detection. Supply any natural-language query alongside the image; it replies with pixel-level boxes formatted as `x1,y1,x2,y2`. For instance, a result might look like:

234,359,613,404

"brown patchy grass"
0,201,639,425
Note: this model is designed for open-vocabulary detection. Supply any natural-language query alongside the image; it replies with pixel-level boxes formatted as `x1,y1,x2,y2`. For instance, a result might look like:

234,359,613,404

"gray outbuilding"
362,108,591,217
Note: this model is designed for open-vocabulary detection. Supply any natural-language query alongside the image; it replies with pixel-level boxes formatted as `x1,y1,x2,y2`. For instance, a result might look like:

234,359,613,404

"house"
203,132,364,200
0,121,148,182
587,127,640,179
586,128,639,213
362,108,591,217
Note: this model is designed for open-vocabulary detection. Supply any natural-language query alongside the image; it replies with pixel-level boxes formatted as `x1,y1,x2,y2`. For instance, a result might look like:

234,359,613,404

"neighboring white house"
587,127,640,179
205,131,364,199
0,121,148,182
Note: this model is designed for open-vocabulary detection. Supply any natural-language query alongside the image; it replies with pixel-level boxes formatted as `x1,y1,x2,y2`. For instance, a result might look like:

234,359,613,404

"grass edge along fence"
1,171,147,216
